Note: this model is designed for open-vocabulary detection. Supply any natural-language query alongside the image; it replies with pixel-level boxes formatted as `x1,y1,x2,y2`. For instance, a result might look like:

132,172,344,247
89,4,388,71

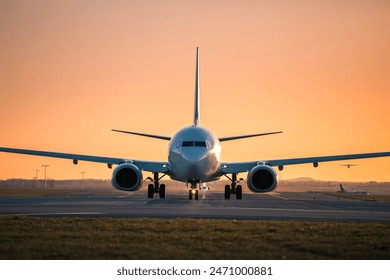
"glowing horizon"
1,1,389,182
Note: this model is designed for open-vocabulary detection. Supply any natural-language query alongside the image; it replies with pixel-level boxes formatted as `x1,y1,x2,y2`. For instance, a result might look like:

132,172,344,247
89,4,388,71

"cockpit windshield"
181,141,207,147
182,141,193,147
195,141,206,147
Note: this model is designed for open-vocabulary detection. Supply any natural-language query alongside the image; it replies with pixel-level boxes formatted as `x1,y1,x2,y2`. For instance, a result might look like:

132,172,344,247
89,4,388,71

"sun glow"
1,1,389,182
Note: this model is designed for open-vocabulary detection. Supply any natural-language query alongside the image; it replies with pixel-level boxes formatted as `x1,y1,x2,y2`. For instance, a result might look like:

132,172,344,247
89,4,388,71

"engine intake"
247,165,277,193
112,163,143,191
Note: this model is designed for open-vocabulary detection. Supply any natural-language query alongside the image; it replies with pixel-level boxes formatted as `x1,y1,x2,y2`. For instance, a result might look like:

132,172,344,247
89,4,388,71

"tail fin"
340,183,346,193
194,47,200,126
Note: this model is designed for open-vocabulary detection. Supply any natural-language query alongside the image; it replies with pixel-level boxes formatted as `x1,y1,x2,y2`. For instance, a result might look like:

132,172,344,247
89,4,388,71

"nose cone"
168,126,221,182
182,148,207,163
181,149,209,179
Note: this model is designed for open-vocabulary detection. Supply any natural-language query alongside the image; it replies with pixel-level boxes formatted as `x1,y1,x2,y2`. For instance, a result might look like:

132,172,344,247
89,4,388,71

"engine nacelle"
111,163,143,191
247,165,278,193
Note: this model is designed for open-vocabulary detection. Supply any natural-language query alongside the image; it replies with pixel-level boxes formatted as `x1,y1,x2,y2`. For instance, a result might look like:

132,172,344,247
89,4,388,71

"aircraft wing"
220,161,258,174
0,147,170,173
220,151,390,174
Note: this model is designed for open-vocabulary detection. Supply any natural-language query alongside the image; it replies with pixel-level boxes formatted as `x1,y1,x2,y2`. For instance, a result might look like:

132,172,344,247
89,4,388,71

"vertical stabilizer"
194,47,200,126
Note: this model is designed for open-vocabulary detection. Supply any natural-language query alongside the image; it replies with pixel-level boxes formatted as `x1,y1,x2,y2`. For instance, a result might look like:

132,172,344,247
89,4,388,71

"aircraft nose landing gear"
187,180,200,200
188,189,199,200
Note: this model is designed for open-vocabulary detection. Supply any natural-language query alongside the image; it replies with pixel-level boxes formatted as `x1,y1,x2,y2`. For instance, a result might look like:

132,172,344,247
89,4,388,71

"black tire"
159,184,166,198
195,190,199,200
189,190,193,200
224,185,231,200
148,184,154,198
236,185,242,200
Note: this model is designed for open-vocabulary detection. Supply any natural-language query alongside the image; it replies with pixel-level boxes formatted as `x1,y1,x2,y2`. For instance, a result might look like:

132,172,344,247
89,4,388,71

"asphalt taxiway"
1,187,389,222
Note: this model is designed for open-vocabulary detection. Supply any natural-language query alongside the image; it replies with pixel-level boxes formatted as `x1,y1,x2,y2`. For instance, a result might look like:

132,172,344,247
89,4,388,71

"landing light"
191,190,196,195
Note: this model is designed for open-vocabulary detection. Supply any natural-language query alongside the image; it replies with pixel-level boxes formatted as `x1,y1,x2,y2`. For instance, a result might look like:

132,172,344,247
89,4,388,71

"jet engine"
247,165,277,193
111,163,143,191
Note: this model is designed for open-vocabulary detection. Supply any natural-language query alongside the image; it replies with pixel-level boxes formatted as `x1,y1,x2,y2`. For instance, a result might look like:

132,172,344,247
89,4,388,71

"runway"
1,187,389,222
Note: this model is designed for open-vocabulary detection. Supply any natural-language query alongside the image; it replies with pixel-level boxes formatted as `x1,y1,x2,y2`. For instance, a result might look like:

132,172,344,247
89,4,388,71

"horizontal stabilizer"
219,131,282,142
112,129,171,141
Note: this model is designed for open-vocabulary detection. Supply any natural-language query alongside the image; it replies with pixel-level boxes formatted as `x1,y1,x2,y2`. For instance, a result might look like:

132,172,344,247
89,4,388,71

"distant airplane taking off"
340,164,358,168
1,48,390,200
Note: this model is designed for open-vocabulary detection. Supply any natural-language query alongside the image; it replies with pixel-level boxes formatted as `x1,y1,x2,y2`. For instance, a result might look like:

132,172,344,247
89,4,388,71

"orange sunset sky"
0,0,389,182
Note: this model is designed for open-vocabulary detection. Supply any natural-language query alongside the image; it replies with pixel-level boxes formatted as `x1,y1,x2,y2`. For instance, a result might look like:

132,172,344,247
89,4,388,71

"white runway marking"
266,193,289,200
118,193,136,198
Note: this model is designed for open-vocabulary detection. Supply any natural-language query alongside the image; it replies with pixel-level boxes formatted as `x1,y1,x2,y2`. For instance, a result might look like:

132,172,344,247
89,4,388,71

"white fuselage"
168,126,221,183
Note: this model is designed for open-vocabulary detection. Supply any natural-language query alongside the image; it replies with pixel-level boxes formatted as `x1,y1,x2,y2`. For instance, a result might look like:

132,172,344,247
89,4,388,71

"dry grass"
0,217,389,260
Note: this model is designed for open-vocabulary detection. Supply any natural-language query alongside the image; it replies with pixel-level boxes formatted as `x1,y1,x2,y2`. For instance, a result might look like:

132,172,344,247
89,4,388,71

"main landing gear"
224,173,243,200
147,173,166,199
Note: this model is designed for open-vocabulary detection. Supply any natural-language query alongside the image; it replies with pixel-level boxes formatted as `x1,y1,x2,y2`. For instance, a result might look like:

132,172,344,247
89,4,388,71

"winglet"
194,47,200,126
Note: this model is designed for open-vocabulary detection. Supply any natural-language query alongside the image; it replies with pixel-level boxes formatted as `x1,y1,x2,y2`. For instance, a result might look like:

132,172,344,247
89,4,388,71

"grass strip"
0,217,389,259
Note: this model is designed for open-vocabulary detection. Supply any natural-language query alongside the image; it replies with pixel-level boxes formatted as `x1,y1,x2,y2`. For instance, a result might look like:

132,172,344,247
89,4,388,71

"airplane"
340,164,358,168
338,183,369,195
1,48,390,200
